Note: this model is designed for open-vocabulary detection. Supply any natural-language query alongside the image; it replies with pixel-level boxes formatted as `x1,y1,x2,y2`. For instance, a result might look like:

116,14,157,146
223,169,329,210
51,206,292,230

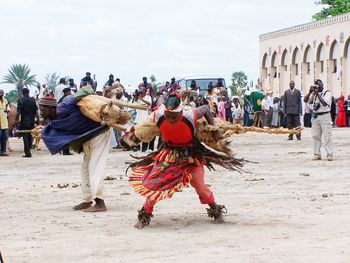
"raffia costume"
127,103,241,225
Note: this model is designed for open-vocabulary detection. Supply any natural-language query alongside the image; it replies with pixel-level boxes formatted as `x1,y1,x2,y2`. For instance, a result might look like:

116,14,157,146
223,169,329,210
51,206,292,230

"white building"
259,12,350,98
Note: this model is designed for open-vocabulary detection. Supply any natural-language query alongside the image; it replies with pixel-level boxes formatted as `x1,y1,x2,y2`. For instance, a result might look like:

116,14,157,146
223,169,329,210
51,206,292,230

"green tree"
2,64,37,97
4,90,19,104
44,72,60,92
313,0,350,20
229,71,248,96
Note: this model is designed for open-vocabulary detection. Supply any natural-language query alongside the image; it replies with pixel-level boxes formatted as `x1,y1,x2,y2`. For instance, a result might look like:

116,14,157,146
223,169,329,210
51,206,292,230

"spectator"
134,86,152,152
330,96,336,127
260,94,269,127
279,95,287,128
304,79,333,161
169,77,181,92
243,92,253,126
104,74,114,88
335,95,346,127
204,82,218,115
160,81,170,93
35,83,45,102
188,80,199,92
217,97,226,121
232,97,242,125
224,97,233,123
80,72,94,88
91,74,98,92
345,95,350,127
138,77,153,98
283,80,302,140
68,79,78,93
103,74,115,97
266,91,273,127
0,89,10,156
271,97,280,128
15,88,39,158
304,102,312,128
214,79,224,94
54,78,67,102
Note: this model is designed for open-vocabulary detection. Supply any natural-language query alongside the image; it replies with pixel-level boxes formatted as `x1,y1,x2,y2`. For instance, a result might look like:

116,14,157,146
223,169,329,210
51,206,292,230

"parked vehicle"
157,74,231,97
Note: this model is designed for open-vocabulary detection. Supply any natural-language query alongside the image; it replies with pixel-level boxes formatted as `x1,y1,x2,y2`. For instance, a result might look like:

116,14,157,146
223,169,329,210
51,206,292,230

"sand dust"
1,128,350,263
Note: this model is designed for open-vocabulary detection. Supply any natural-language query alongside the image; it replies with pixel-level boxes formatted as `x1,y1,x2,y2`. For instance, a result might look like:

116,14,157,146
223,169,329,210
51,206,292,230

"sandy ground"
1,128,350,263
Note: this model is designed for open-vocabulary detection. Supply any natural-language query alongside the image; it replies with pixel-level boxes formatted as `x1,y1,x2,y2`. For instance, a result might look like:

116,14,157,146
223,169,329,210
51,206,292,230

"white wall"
259,13,350,98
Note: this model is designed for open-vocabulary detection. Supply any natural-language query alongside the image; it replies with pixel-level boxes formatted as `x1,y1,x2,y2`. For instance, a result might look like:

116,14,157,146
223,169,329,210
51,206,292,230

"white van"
174,74,231,97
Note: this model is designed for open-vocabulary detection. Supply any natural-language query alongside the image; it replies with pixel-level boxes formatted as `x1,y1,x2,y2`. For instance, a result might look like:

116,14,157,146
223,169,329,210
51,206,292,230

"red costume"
128,94,241,228
336,97,346,127
129,105,214,213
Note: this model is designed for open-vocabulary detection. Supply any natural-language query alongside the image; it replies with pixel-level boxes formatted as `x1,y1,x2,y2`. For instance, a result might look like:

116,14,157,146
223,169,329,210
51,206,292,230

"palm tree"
2,64,37,97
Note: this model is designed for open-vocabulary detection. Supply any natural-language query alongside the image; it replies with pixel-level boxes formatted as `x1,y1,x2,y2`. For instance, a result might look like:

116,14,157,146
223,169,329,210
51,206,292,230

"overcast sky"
0,0,321,93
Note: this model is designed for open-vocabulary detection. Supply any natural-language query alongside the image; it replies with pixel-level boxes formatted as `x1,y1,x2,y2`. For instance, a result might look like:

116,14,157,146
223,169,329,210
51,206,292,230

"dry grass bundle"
77,95,148,131
222,125,303,137
103,82,125,98
195,119,303,156
134,120,161,142
126,117,303,157
17,125,43,150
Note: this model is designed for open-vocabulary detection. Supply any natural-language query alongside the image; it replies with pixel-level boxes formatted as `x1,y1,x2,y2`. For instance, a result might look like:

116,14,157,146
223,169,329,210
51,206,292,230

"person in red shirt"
336,95,347,127
169,77,181,92
128,94,241,229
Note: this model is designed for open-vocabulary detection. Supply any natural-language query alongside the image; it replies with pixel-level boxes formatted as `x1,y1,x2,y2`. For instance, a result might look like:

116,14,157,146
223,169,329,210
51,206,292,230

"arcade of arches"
260,13,350,98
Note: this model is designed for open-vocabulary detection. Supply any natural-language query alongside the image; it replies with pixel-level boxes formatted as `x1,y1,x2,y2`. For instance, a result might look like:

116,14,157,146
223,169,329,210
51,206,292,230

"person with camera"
304,79,333,161
283,81,302,140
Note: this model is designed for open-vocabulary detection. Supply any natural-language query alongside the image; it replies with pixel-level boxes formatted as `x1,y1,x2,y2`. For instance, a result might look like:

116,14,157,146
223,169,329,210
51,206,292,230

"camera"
134,90,141,98
309,84,318,92
313,102,321,112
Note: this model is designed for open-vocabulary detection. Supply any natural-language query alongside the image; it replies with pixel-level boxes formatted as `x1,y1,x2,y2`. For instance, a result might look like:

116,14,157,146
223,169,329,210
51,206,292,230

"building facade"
259,13,350,98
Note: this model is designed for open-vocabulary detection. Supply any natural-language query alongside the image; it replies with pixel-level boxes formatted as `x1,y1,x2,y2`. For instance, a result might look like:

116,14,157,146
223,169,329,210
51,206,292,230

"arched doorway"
316,42,327,85
291,47,301,90
269,51,278,94
279,49,289,95
260,53,268,91
329,40,341,96
343,37,350,97
302,45,314,94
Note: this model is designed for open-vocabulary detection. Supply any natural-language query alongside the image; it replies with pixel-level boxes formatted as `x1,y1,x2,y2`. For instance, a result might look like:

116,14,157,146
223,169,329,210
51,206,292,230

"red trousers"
143,165,215,214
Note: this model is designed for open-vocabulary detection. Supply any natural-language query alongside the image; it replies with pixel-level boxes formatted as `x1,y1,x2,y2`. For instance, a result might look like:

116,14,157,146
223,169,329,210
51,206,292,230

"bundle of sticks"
16,125,44,150
76,95,148,131
123,118,303,157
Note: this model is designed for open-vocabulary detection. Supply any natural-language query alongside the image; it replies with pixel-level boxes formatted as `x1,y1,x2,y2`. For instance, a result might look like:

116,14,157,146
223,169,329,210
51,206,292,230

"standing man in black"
15,88,39,157
283,81,302,140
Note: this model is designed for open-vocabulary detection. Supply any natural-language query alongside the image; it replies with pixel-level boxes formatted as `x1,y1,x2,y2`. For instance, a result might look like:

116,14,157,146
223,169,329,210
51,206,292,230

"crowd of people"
1,73,350,159
241,83,350,132
1,72,348,228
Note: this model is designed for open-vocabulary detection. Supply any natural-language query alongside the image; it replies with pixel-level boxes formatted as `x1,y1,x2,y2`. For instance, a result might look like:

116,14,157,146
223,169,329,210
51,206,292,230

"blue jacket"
41,96,107,155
